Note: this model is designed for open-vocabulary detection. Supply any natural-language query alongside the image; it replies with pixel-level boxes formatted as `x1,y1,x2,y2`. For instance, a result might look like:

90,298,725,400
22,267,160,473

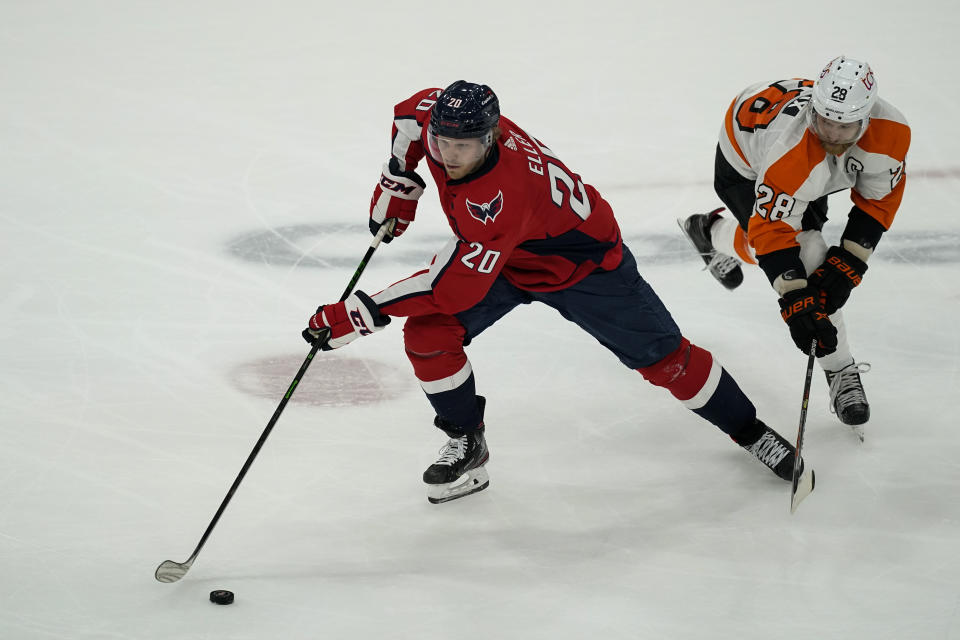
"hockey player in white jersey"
679,56,911,437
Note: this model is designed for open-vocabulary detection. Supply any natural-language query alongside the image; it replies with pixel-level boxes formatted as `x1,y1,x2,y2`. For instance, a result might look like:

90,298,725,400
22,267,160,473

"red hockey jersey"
371,88,623,318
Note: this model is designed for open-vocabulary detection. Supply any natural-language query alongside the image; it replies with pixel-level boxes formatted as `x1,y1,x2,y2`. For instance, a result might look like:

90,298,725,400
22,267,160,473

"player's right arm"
742,125,839,356
721,79,819,292
370,212,526,318
746,127,828,294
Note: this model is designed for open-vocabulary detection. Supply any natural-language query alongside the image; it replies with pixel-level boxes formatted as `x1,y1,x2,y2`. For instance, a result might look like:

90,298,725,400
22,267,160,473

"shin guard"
404,314,483,430
638,337,756,436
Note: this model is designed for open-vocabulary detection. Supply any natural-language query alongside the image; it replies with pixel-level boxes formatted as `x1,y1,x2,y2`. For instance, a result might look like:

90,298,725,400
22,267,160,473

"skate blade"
676,217,699,249
790,467,816,514
426,466,490,504
851,425,865,442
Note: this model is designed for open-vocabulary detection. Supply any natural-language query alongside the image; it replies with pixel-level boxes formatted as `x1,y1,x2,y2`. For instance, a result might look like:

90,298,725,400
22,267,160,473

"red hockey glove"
369,157,426,243
778,287,838,357
807,245,868,315
302,291,391,350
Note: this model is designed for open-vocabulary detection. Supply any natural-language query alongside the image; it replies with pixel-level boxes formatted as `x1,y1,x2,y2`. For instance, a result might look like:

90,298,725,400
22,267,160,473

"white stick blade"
790,468,816,514
155,560,190,583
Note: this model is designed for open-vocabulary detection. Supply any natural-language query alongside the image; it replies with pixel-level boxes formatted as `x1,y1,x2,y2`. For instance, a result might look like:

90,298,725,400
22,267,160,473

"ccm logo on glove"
348,309,373,335
369,157,426,242
302,291,390,350
379,175,420,195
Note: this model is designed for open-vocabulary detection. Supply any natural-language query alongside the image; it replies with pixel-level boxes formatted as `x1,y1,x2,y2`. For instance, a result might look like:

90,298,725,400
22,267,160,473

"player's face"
810,113,864,151
435,136,487,179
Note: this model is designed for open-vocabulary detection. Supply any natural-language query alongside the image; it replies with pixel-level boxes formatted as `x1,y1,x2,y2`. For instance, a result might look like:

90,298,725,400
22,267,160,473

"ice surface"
2,1,958,638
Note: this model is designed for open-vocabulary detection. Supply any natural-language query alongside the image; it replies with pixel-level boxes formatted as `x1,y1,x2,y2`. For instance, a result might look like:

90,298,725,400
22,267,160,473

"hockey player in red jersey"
679,56,910,438
304,80,813,503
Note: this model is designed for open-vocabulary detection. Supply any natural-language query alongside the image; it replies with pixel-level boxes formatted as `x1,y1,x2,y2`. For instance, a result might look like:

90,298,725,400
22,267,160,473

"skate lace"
747,432,789,468
827,362,871,414
435,436,467,466
706,252,740,278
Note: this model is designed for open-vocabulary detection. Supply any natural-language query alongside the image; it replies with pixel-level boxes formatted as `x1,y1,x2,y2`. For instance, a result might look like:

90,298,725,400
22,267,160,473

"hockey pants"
403,246,757,438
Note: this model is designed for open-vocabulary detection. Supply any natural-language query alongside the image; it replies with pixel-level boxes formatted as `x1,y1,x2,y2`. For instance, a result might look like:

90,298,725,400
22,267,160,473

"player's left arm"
368,88,445,243
810,117,910,314
747,182,810,296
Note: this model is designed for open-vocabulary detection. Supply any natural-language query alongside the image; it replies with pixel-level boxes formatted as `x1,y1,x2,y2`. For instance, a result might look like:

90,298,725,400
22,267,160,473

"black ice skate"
678,208,744,290
423,404,490,504
826,362,871,440
739,421,813,490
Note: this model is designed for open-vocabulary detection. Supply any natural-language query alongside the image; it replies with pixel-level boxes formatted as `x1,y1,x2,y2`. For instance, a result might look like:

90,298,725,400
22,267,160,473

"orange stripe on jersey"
748,217,800,256
764,129,827,194
746,131,826,257
724,98,750,168
858,118,911,162
732,225,758,264
851,175,906,229
851,118,909,229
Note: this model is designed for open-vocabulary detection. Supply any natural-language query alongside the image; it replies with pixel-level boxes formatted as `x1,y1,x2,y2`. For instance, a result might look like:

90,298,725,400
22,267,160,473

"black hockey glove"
778,287,838,357
808,246,868,315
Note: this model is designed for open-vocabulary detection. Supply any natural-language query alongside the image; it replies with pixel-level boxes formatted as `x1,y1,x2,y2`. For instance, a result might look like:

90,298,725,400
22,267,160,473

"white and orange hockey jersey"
718,78,910,278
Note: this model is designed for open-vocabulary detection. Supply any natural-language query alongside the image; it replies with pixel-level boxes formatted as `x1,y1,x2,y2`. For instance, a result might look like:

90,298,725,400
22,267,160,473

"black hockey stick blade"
790,340,818,514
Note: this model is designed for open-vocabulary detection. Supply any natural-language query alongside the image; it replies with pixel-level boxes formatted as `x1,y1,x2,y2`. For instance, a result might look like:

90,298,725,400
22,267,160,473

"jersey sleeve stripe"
371,239,461,313
850,176,906,229
392,117,425,171
858,118,911,161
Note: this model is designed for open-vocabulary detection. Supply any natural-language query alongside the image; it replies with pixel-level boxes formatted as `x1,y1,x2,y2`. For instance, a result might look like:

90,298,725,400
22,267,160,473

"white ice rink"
3,2,959,638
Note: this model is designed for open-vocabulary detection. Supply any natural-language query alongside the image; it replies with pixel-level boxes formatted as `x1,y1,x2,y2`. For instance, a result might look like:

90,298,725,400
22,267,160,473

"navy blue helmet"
428,80,500,139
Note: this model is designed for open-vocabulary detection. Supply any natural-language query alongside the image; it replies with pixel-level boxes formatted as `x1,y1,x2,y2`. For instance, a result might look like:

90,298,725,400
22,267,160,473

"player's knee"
403,314,467,358
637,337,714,399
403,315,469,383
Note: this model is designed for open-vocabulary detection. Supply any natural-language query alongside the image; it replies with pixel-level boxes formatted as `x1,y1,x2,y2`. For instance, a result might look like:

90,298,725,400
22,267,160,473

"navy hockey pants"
456,244,681,369
405,244,757,437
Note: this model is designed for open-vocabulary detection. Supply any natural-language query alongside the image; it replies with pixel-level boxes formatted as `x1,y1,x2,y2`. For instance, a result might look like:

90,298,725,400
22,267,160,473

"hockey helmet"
427,81,500,164
807,56,877,144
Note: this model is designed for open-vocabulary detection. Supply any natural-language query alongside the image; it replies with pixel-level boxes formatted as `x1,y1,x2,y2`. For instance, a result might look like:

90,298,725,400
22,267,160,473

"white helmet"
810,56,877,123
807,56,877,146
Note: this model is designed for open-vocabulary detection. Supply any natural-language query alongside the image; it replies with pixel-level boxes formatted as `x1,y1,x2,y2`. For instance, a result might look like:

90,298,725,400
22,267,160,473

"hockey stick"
155,221,395,583
790,339,817,513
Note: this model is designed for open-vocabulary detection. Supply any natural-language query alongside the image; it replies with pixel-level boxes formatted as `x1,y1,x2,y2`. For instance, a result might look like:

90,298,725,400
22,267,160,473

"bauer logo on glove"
778,287,837,357
808,245,869,315
302,291,391,350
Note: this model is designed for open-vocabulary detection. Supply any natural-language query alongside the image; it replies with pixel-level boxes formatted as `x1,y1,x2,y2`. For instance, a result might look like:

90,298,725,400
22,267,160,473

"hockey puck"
209,590,234,605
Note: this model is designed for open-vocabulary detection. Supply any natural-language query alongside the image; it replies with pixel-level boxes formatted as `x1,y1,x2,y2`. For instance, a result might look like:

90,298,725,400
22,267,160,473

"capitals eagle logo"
465,191,504,225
